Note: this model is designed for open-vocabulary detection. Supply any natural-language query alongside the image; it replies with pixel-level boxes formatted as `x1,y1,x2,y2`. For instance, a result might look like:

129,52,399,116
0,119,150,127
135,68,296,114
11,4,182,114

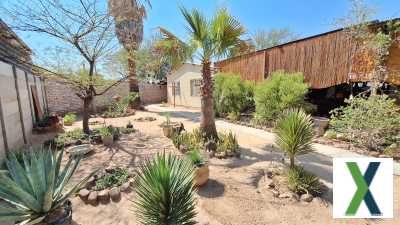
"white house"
167,63,203,108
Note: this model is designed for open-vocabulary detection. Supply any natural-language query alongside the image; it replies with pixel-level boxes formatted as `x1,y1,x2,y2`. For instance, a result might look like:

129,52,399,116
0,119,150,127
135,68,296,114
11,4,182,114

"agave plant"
274,108,315,168
134,152,197,225
0,147,98,225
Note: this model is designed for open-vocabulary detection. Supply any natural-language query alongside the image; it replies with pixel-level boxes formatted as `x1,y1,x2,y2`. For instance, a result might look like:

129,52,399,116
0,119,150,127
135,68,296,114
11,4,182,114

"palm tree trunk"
200,61,218,140
289,156,295,169
128,50,141,108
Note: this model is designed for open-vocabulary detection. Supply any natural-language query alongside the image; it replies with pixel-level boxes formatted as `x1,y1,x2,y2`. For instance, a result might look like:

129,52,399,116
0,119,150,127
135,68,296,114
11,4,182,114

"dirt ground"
35,110,399,225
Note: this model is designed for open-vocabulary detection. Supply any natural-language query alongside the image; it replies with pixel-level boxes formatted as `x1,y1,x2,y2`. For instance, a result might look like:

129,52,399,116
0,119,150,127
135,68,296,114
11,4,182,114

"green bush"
254,71,311,123
330,95,400,150
63,113,77,124
186,149,207,166
134,153,196,225
94,168,129,191
213,73,254,117
216,131,240,156
286,166,321,196
102,92,139,118
172,129,203,150
55,128,88,148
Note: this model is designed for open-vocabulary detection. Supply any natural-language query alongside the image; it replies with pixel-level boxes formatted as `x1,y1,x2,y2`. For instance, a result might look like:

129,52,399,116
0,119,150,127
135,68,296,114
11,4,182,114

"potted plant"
63,113,77,126
161,112,174,138
99,126,114,146
0,147,97,225
186,149,209,186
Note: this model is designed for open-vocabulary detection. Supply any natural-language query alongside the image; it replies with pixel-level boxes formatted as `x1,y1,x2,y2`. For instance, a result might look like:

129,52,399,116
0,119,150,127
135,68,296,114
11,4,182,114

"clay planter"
163,126,173,138
194,163,209,186
312,116,330,137
102,135,114,146
63,121,73,126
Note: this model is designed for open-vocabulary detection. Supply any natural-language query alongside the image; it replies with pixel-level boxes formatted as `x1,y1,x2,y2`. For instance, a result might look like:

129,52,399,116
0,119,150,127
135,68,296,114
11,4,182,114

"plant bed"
101,109,136,118
78,167,134,205
261,162,327,203
134,116,157,122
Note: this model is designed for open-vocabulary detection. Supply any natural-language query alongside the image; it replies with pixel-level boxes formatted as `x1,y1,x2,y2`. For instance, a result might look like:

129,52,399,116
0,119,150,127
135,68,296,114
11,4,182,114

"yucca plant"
274,108,315,168
134,152,197,225
0,147,98,225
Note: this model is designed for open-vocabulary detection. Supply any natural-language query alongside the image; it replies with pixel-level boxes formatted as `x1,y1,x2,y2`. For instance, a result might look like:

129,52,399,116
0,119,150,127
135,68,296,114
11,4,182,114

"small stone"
79,189,90,200
300,193,314,202
312,197,325,205
265,179,275,189
270,189,280,197
278,192,292,199
370,151,380,157
110,187,121,201
120,182,131,192
98,189,109,202
88,191,98,205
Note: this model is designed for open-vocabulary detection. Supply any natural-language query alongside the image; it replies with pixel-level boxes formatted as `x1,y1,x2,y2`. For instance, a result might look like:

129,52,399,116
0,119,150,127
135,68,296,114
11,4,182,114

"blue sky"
5,0,400,63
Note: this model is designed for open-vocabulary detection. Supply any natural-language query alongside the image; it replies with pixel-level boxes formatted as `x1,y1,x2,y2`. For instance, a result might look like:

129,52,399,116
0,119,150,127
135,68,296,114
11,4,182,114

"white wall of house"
167,64,203,108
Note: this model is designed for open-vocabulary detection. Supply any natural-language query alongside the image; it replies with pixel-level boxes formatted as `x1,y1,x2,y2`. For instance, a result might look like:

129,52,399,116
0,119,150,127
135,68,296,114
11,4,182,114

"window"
190,79,202,97
174,81,180,96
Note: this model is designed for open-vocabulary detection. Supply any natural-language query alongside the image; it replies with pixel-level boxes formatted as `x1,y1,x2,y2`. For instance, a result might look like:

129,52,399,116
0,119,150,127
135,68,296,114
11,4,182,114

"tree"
156,7,251,139
108,0,151,106
252,28,299,50
274,108,315,168
334,0,400,95
2,0,124,134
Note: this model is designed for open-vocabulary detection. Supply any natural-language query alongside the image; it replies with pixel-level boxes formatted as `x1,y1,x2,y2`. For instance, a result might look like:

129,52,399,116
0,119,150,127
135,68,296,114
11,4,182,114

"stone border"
78,179,133,205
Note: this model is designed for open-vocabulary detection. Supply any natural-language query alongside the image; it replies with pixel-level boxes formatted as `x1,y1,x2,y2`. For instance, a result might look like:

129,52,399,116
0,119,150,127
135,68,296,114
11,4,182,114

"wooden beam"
12,65,27,144
24,72,35,124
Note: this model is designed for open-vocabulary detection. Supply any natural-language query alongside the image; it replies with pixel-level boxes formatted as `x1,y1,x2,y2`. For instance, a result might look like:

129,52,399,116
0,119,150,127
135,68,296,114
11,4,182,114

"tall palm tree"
108,0,151,104
157,7,252,139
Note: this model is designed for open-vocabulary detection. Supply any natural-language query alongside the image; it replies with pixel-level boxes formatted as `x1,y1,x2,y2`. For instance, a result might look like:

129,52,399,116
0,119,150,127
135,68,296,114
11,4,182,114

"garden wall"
0,59,47,162
46,78,130,114
139,83,167,104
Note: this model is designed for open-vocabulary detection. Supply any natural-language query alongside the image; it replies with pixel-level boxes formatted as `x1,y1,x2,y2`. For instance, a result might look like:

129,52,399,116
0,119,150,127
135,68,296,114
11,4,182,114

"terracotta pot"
64,121,73,126
163,126,173,138
102,135,114,146
312,116,330,137
194,164,209,186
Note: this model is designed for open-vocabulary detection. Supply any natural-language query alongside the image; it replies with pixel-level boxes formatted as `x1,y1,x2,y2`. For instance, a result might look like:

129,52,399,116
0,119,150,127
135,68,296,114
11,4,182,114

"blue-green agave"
0,147,98,225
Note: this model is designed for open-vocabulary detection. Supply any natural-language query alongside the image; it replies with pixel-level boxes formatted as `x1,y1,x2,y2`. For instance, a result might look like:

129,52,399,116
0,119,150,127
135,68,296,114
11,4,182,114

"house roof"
166,63,202,77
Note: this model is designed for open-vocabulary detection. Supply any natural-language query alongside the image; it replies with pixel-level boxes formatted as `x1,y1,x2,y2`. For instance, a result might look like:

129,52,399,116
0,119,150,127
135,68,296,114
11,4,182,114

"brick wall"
139,83,167,104
46,78,129,114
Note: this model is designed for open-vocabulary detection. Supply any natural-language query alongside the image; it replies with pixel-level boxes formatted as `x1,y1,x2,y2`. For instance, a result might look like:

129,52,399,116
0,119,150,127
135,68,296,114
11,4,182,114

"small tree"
2,0,126,134
252,28,299,50
274,109,315,168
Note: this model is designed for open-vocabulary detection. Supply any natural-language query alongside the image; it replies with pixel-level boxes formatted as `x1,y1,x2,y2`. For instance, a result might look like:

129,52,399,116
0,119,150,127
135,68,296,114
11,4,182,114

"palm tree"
157,7,252,139
274,108,315,168
108,0,151,105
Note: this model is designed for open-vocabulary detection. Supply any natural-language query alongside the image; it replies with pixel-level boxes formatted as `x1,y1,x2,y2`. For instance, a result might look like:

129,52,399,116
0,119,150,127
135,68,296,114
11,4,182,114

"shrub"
102,92,139,118
274,108,315,168
286,166,321,196
0,147,97,224
330,95,400,150
213,73,254,117
93,168,129,191
216,131,240,156
98,126,113,137
134,153,196,225
63,113,77,124
55,128,88,148
172,129,203,150
254,71,311,123
186,149,207,166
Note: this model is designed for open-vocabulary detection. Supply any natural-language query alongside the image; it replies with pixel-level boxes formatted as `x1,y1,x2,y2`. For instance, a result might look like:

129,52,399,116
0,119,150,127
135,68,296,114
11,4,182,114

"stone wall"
0,59,47,162
46,78,130,114
139,83,167,104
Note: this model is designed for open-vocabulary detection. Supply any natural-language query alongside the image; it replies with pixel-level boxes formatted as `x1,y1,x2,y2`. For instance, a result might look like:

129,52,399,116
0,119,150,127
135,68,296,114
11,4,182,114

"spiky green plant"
0,147,98,225
186,149,207,167
286,166,321,196
274,108,315,168
134,153,197,225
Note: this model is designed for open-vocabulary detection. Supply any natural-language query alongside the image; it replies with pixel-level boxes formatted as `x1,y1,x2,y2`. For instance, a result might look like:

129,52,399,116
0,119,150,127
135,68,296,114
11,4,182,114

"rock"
278,192,292,199
379,154,389,158
270,189,280,197
369,151,380,157
300,193,314,202
79,189,90,201
98,189,109,203
88,191,98,205
120,182,131,192
312,197,325,205
110,187,121,201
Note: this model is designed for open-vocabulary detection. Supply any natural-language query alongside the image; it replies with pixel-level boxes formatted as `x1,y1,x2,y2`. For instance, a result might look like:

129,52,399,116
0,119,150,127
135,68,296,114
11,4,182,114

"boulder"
110,187,121,201
88,191,98,205
98,189,110,203
79,189,90,201
300,193,314,202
